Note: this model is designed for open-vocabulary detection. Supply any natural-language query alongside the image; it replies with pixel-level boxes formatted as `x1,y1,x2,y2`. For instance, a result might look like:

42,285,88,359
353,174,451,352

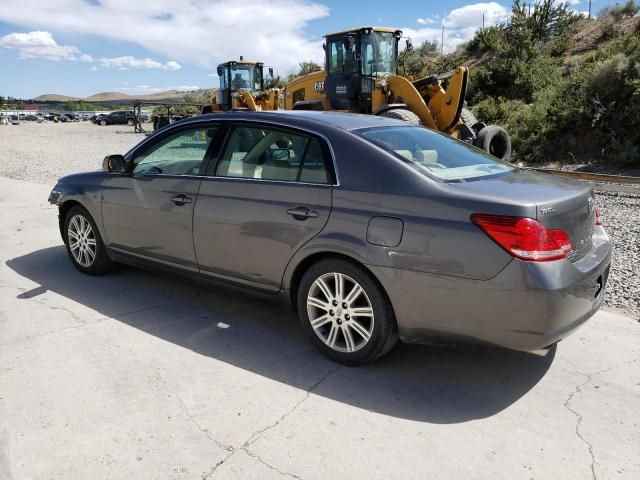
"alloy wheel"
67,214,97,268
307,272,375,353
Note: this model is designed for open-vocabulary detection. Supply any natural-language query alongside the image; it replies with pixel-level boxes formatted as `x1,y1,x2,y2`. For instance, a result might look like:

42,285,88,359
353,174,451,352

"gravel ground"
1,121,638,319
596,191,640,320
0,121,143,183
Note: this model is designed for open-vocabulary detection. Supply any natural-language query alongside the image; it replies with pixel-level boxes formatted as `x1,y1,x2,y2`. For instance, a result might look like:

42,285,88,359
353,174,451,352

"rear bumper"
369,227,611,351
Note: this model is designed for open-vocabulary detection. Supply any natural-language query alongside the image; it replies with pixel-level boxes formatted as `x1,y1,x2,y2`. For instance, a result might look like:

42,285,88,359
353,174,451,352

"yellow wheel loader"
205,57,279,113
284,27,511,161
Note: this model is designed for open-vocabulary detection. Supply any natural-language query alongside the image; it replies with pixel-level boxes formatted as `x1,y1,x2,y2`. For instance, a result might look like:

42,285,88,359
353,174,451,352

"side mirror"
216,65,224,76
103,154,126,173
405,38,413,51
268,67,274,78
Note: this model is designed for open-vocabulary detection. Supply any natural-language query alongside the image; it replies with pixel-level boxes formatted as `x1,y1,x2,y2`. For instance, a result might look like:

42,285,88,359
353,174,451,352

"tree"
510,0,578,42
288,61,323,81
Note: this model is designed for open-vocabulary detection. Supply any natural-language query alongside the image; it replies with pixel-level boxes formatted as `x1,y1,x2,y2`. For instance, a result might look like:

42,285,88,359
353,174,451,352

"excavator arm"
413,67,468,133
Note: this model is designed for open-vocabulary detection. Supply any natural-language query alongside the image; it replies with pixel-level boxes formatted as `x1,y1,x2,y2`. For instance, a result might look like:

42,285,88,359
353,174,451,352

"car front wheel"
63,206,113,275
297,259,397,365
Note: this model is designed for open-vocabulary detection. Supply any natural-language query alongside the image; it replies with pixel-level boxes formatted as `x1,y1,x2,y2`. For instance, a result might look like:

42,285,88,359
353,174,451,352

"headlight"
48,190,62,205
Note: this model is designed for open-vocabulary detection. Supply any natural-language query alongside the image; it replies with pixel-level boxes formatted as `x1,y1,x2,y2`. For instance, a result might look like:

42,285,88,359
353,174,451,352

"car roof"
183,110,410,133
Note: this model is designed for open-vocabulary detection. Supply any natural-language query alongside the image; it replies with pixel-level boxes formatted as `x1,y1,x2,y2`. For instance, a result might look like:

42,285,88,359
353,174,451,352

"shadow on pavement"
7,246,555,424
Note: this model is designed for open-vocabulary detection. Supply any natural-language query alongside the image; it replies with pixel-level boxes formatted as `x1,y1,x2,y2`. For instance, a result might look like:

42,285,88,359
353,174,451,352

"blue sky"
0,0,609,99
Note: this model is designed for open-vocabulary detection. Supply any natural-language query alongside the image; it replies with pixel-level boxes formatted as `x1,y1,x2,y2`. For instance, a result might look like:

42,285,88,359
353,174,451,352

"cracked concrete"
563,360,598,480
1,175,639,480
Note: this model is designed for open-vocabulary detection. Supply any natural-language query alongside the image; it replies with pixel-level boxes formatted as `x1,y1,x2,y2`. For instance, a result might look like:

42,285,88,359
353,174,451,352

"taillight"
471,214,573,262
595,206,603,226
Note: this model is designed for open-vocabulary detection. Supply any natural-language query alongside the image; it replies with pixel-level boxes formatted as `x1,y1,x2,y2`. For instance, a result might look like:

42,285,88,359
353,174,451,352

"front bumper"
369,227,611,351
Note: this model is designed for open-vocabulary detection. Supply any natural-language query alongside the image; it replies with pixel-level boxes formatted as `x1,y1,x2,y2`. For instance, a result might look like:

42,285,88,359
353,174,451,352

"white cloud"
164,60,181,71
443,2,509,29
0,0,329,74
568,0,581,5
403,2,510,53
0,31,85,61
0,30,181,73
417,17,437,25
97,55,181,70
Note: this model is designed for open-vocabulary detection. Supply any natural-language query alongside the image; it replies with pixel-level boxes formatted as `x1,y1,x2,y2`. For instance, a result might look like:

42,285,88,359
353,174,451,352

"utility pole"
588,0,592,19
441,26,444,55
482,13,485,30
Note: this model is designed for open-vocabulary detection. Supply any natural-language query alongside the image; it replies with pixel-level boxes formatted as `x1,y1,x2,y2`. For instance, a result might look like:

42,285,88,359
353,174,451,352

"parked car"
8,114,20,125
95,110,135,126
48,111,611,365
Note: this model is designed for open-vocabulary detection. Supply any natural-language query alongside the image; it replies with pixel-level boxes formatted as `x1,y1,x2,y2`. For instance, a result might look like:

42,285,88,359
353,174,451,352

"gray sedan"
48,111,611,365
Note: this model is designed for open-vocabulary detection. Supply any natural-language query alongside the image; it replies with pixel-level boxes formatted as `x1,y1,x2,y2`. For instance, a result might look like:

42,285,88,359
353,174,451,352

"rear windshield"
355,126,514,182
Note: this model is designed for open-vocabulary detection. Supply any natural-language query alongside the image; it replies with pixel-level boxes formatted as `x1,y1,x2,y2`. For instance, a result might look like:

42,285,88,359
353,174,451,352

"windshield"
226,63,262,91
356,126,515,182
362,31,397,76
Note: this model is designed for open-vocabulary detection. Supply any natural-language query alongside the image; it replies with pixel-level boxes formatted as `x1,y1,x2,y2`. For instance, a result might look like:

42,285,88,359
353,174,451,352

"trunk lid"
536,187,596,262
448,169,597,262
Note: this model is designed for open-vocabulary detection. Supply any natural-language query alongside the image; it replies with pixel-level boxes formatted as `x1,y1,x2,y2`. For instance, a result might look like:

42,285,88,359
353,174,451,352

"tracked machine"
284,27,511,160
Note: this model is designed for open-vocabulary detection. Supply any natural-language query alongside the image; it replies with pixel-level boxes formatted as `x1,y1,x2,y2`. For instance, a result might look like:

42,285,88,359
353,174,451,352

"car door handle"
171,194,193,206
287,206,319,220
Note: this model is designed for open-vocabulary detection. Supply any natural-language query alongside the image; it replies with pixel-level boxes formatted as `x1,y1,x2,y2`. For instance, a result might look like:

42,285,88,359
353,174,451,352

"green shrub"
603,0,640,21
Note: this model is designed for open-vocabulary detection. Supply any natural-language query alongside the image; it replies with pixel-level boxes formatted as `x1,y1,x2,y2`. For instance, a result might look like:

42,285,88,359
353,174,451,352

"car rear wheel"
63,206,113,275
100,119,107,126
127,119,134,126
297,259,397,365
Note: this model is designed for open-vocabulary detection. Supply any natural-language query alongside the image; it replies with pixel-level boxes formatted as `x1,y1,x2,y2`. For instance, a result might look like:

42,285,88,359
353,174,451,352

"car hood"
56,170,106,186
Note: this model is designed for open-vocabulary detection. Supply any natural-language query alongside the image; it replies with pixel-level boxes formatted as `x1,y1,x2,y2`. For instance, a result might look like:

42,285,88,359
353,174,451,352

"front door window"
133,126,218,176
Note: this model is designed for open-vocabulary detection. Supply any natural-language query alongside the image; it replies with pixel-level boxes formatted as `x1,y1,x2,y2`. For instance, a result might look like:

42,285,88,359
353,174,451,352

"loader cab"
324,27,401,112
216,59,265,110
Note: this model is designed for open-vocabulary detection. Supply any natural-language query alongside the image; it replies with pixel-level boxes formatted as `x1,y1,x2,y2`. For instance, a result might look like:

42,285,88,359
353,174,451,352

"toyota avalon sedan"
48,111,611,365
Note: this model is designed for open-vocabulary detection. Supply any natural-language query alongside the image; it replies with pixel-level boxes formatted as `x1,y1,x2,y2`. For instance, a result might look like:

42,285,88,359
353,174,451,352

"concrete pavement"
0,176,638,480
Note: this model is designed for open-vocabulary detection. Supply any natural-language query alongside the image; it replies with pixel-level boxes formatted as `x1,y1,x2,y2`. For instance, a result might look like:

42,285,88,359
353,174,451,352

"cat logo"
314,81,325,92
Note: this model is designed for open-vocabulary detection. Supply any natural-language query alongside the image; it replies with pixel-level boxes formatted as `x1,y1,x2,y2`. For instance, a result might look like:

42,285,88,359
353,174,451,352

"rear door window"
215,125,331,184
356,126,514,182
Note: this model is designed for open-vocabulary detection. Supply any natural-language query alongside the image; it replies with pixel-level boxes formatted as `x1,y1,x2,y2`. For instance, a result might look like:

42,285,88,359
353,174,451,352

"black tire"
379,108,421,125
127,119,134,126
474,125,512,162
296,259,398,365
63,205,114,275
100,119,107,126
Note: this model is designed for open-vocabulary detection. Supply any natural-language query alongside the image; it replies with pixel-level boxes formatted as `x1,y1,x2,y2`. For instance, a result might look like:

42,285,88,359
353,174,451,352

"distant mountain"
33,89,213,103
33,94,80,102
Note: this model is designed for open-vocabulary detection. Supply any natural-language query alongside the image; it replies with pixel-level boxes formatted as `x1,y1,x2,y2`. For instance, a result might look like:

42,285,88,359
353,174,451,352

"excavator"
283,27,511,161
204,57,279,113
